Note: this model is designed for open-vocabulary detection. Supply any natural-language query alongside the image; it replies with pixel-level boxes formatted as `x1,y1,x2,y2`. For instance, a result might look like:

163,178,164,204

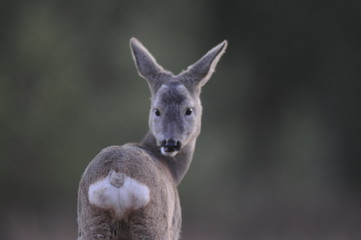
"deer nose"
161,139,181,152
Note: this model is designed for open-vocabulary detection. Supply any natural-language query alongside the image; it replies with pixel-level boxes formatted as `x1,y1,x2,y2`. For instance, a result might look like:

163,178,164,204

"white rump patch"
88,171,150,218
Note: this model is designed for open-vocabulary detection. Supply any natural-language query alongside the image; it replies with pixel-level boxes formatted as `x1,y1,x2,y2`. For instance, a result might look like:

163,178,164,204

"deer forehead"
153,83,193,107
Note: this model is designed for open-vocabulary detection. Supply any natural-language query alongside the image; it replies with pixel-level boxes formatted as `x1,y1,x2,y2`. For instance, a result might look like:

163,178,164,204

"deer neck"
141,131,196,185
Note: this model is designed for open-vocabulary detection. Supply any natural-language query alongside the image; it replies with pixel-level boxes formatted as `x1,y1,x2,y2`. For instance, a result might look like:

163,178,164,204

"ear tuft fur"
181,40,228,88
130,38,227,94
130,37,172,94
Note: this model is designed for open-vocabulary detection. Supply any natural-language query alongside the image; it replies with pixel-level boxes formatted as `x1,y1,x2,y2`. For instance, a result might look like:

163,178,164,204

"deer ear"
130,38,171,93
181,40,227,88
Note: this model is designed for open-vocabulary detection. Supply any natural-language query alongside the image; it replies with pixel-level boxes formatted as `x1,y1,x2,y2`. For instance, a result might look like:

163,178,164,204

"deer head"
130,38,227,157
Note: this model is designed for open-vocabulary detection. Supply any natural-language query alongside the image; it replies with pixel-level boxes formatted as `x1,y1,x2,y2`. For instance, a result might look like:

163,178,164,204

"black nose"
161,139,181,152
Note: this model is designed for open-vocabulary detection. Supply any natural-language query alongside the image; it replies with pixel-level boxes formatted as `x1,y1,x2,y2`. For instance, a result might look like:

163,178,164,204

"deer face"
130,37,227,157
150,82,201,157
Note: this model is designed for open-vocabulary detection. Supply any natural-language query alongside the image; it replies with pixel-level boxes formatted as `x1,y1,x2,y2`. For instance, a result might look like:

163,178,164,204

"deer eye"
185,108,193,116
154,108,161,117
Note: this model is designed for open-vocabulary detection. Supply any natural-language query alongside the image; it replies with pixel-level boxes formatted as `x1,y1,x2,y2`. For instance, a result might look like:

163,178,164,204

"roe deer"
77,37,227,240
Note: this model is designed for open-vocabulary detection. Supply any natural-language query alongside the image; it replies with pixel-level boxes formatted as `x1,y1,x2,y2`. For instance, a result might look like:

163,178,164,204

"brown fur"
77,38,227,239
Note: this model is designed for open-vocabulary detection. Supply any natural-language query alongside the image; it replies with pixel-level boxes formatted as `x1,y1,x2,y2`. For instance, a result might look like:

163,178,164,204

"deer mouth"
160,140,181,157
160,147,178,157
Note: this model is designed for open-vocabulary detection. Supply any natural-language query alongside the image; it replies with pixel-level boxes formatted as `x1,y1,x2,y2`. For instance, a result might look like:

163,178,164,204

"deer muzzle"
161,139,181,157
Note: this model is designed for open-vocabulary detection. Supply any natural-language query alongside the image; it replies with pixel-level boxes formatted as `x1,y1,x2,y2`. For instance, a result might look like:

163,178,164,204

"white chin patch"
161,147,178,157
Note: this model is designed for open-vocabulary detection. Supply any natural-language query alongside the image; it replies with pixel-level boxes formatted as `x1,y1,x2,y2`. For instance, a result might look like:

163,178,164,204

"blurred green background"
1,0,361,239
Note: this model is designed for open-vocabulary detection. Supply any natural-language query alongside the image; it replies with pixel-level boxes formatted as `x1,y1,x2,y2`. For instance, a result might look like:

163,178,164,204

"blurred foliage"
1,0,361,239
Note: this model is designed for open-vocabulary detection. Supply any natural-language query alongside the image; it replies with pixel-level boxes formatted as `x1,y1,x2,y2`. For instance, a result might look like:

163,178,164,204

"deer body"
78,38,227,240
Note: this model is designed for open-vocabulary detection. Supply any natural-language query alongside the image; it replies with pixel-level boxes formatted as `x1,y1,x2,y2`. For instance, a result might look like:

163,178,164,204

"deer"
77,37,227,240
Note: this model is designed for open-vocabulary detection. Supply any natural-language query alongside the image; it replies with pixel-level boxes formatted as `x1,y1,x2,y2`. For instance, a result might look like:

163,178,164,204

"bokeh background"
1,0,361,239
